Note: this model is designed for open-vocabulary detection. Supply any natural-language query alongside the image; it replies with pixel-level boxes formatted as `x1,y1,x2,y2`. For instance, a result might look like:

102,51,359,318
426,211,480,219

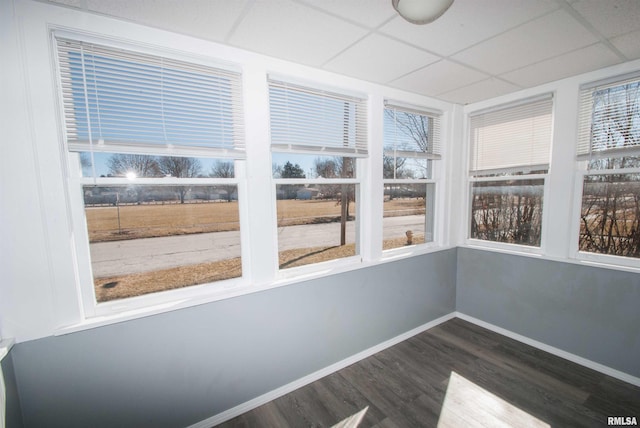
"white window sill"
0,339,14,362
462,242,640,274
465,239,544,257
55,245,455,336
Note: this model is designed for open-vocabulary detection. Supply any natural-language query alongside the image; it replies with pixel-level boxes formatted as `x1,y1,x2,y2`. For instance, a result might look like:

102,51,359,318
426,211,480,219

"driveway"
90,215,425,277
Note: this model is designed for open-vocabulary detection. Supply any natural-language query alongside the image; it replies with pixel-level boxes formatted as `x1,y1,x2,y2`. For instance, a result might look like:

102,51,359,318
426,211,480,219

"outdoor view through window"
269,79,366,269
383,104,440,250
80,155,241,302
468,96,553,247
578,76,640,259
273,154,358,269
56,37,245,302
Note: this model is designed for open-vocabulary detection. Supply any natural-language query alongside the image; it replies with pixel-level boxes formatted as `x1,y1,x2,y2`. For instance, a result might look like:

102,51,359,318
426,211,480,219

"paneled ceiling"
45,0,640,104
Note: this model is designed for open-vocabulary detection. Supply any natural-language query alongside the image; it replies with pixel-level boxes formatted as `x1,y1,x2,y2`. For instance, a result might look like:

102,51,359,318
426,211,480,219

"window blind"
268,79,368,157
577,73,640,161
469,95,553,175
384,103,442,160
56,37,245,158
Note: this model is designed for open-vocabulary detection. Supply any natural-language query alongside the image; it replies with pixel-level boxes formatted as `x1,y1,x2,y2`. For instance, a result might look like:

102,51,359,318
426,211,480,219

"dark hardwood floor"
216,318,640,427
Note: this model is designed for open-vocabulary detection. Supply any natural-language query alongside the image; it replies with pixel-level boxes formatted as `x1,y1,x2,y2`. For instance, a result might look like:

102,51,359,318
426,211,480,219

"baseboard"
455,312,640,387
187,312,456,428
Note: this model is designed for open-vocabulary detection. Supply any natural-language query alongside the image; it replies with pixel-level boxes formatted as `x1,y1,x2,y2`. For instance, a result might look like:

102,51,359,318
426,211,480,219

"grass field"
86,198,425,242
94,234,424,302
87,198,427,302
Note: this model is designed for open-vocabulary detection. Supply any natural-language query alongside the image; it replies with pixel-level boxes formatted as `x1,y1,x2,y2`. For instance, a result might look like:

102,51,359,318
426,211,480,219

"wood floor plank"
374,345,449,401
338,358,415,418
462,355,605,427
370,417,402,428
215,318,640,427
584,376,640,416
234,401,290,428
428,321,592,404
450,319,606,392
310,372,385,427
273,383,338,427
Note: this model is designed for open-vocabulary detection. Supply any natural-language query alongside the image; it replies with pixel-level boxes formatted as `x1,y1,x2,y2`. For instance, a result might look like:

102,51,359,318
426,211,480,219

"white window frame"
570,166,640,270
53,32,249,317
382,102,443,254
268,77,367,277
570,71,640,268
465,94,554,253
271,173,363,279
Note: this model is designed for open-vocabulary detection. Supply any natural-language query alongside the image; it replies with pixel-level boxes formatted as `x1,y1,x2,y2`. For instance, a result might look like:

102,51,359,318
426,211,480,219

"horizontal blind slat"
268,79,368,155
383,105,442,158
577,75,640,162
469,95,553,173
56,37,245,157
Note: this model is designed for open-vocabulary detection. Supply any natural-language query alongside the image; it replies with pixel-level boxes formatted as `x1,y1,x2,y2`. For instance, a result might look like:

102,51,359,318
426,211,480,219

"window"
383,103,441,250
268,79,367,270
55,36,245,306
468,95,553,247
576,72,640,260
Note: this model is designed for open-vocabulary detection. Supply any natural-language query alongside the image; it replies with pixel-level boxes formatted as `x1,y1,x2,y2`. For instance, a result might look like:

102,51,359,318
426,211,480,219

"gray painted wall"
457,247,640,378
2,350,24,428
11,249,457,428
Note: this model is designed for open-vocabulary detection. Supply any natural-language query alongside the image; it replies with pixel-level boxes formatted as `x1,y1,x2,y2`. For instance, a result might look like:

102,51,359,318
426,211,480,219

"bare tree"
314,158,339,179
157,156,202,203
384,109,431,204
210,160,235,202
107,154,160,178
579,82,640,258
470,181,543,247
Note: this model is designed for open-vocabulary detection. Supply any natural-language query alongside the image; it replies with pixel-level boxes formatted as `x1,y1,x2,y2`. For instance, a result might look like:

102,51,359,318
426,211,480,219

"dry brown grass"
89,198,428,302
86,198,424,242
94,234,426,302
86,201,240,242
94,258,242,302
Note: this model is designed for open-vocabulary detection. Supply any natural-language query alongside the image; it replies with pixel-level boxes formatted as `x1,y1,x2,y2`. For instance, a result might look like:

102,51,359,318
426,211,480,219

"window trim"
271,168,363,275
570,165,640,269
576,70,640,161
465,174,549,253
54,31,249,317
571,71,640,268
382,102,443,253
465,94,554,252
67,153,248,317
268,77,369,275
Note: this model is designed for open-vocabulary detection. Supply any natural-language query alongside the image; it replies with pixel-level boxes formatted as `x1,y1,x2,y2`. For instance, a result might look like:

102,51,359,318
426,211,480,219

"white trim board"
0,340,14,363
187,312,457,428
455,312,640,388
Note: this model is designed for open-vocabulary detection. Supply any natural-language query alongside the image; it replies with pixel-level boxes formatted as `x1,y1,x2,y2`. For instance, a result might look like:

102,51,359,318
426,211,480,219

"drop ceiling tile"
48,0,84,8
611,30,640,60
391,60,488,97
571,0,640,38
379,0,559,56
296,0,396,28
228,0,368,67
452,9,598,75
438,78,521,105
323,34,440,84
81,0,249,42
501,44,623,87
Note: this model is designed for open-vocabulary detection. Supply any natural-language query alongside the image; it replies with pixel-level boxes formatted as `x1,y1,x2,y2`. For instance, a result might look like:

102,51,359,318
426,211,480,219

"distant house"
296,187,321,200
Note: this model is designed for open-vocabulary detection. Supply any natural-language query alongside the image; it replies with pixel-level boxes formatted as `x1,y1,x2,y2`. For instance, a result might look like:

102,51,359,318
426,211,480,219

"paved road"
90,215,425,277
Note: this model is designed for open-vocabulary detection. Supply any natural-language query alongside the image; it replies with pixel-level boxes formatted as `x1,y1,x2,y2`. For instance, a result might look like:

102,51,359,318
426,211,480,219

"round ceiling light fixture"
392,0,454,25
